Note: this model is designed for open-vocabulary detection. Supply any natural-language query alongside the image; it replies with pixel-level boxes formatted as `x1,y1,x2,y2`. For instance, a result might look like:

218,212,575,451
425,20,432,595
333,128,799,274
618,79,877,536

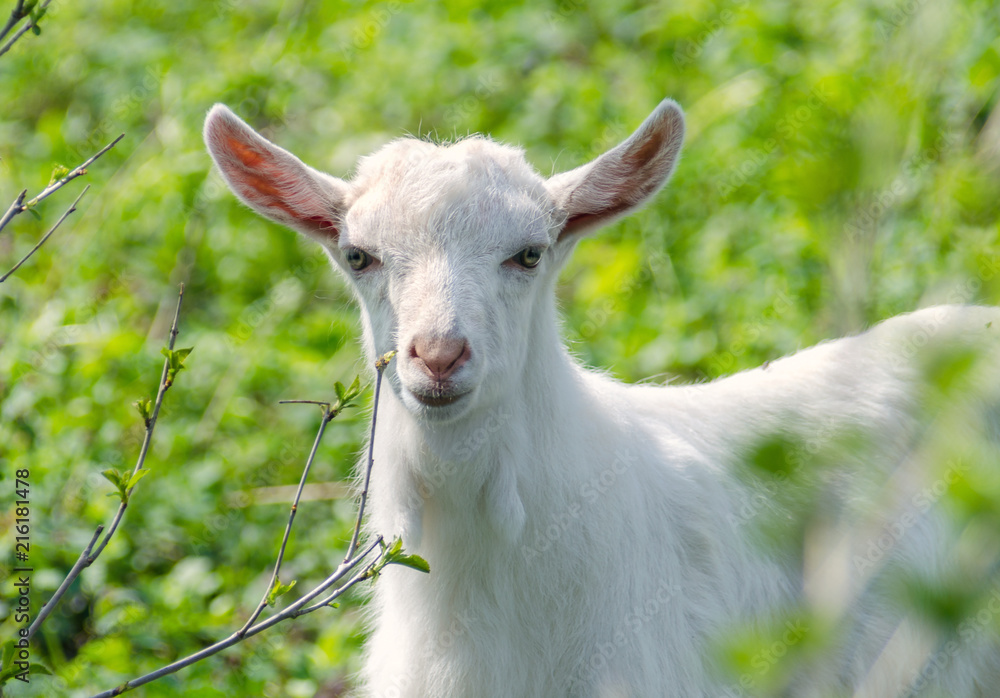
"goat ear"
203,104,348,242
545,99,685,240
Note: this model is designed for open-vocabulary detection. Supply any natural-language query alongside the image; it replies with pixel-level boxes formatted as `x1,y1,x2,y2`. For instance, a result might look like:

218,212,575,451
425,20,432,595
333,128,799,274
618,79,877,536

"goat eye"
513,246,543,269
345,247,375,271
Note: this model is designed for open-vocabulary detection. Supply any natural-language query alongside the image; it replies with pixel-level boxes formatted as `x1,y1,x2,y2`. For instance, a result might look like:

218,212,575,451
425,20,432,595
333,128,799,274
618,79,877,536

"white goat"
204,100,1000,697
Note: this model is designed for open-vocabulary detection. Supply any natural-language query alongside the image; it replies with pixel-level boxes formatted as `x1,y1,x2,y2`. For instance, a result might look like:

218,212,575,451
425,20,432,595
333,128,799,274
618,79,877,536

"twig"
0,0,50,58
0,133,123,237
0,190,27,236
241,353,394,633
25,134,125,210
86,351,401,696
87,536,385,698
0,185,88,283
299,547,382,613
238,401,336,636
88,284,184,559
27,285,185,642
26,526,103,639
345,352,393,561
0,1,26,44
0,13,32,56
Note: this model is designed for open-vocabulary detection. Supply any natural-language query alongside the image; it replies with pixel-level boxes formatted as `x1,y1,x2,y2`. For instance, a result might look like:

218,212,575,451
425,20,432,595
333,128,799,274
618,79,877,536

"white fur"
204,100,1000,696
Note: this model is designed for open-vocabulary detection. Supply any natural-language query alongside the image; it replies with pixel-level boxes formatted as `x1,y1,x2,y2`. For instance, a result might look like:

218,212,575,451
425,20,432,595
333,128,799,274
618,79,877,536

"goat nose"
411,336,470,381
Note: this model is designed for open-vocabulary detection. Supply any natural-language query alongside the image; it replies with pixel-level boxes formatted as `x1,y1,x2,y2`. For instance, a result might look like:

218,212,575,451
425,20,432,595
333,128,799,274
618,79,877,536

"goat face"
203,100,685,422
335,137,563,422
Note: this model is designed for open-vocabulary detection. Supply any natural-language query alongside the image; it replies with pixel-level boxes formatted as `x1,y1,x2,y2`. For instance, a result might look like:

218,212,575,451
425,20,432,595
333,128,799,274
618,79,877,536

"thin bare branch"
238,401,336,636
27,285,185,642
27,525,103,641
90,283,185,561
0,1,26,43
0,185,88,283
0,133,123,237
0,0,53,57
0,14,31,56
87,537,385,698
85,352,402,695
25,134,124,210
346,352,394,561
240,364,384,634
299,546,383,613
0,190,26,236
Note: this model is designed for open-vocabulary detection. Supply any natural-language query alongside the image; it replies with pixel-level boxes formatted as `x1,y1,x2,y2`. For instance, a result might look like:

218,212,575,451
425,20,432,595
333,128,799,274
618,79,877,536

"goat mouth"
411,390,469,407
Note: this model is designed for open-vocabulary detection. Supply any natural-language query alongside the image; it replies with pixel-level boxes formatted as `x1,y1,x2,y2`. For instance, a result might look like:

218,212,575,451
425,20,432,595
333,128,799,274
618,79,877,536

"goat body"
205,100,1000,696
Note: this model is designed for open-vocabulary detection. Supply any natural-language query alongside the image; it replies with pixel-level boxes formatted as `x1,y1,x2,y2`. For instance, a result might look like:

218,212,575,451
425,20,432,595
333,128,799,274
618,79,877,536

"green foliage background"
1,0,999,696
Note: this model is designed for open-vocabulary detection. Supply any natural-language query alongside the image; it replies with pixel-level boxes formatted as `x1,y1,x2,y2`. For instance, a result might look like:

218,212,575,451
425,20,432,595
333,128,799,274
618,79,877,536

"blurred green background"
1,0,999,696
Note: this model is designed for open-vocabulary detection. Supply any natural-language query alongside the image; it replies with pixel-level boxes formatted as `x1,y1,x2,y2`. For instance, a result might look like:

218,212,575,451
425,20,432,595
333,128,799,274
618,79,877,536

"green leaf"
266,578,297,607
161,345,194,371
330,375,365,416
126,469,151,490
133,397,153,424
47,164,69,186
390,552,431,574
101,468,131,502
375,350,397,371
102,468,124,488
26,206,41,221
379,537,430,575
161,346,194,386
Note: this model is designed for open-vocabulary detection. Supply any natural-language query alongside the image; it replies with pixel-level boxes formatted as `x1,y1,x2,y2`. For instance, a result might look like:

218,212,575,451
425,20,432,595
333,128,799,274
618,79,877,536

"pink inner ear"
209,114,344,241
305,215,338,235
557,136,674,240
236,173,283,200
228,137,266,169
624,128,665,171
561,210,612,238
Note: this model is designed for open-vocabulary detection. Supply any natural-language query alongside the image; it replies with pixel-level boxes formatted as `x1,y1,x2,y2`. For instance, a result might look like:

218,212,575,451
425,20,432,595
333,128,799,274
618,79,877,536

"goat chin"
204,97,1000,697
